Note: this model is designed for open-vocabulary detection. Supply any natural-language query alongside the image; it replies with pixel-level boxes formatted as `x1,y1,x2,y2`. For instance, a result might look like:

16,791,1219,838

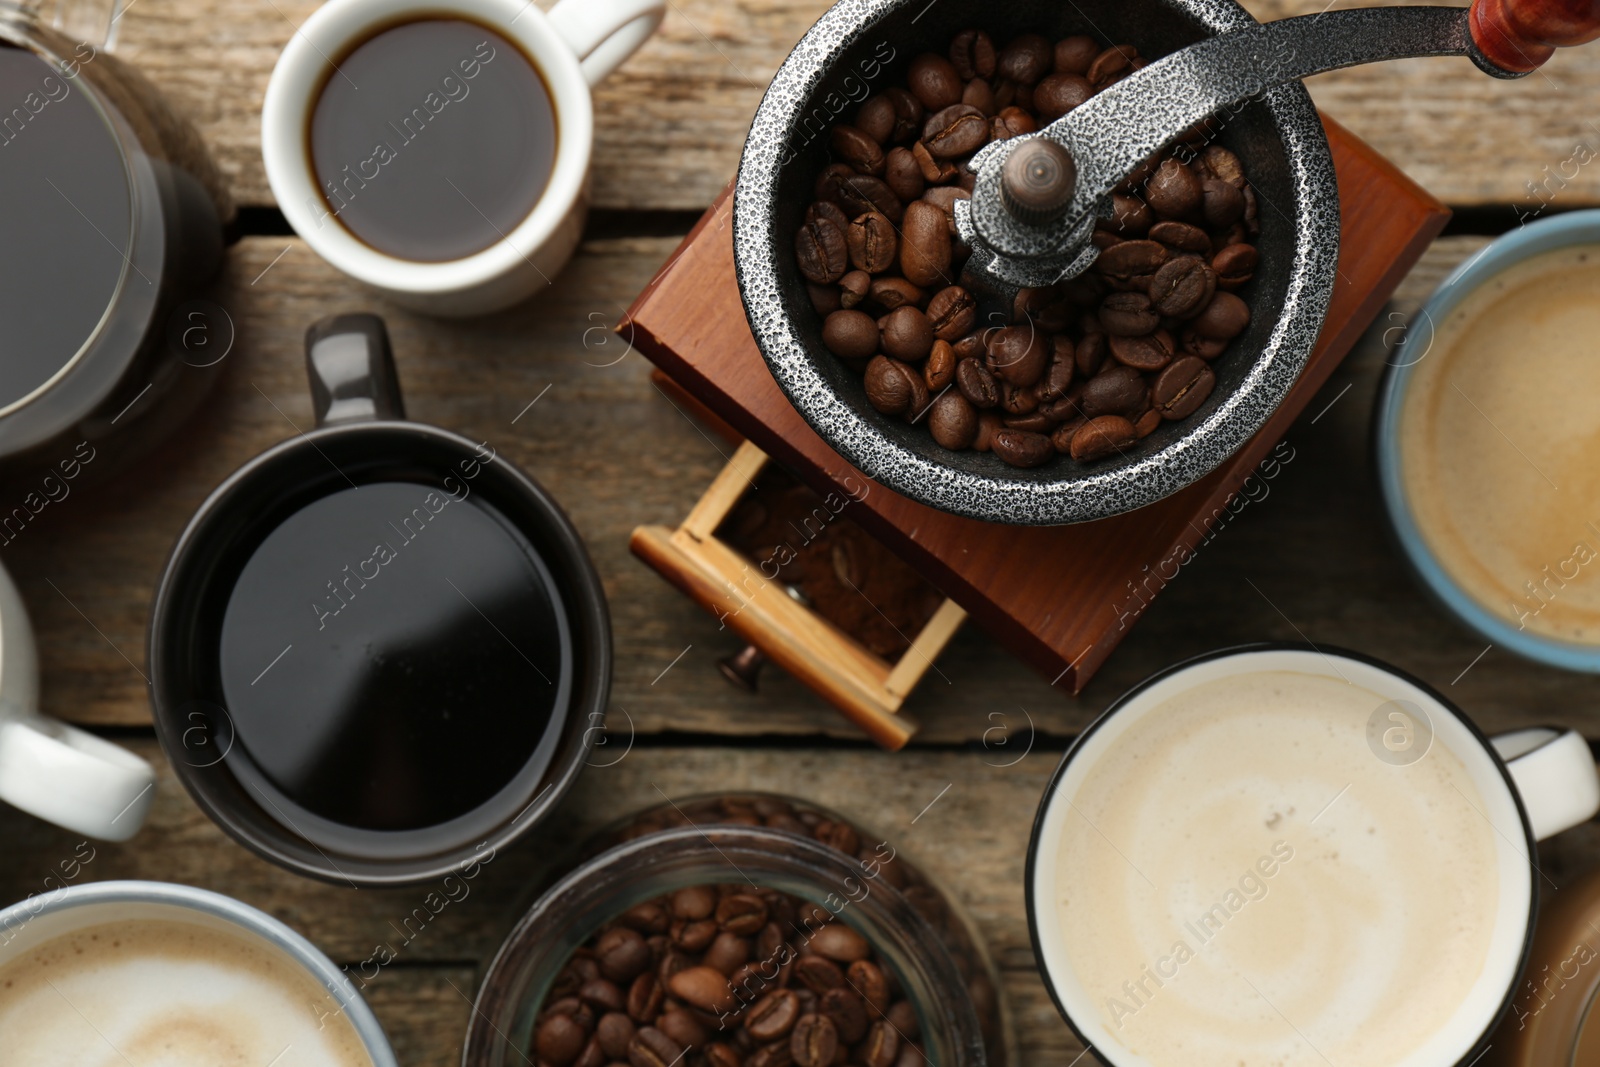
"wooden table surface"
5,2,1600,1064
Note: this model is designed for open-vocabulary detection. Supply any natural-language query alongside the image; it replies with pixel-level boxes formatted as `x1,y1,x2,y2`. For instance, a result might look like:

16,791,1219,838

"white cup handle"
0,716,154,841
1492,727,1600,841
546,0,665,87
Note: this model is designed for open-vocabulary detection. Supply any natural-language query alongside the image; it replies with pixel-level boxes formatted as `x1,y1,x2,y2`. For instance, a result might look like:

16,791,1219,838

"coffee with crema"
0,918,373,1066
1400,245,1600,645
1042,669,1502,1066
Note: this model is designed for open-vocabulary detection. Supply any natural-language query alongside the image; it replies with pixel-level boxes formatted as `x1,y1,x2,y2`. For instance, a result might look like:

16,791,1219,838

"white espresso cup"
0,880,397,1065
0,559,154,841
261,0,664,316
1027,644,1600,1067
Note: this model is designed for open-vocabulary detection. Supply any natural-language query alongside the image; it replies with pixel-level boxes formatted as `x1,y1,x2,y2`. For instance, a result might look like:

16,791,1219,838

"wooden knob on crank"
1471,0,1600,73
1001,139,1078,226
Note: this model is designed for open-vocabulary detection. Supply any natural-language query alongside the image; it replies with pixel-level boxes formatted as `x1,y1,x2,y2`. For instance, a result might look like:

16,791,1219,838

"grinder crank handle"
962,0,1600,286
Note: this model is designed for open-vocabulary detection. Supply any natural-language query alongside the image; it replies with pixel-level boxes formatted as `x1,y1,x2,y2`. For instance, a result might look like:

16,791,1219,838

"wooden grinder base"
621,115,1449,697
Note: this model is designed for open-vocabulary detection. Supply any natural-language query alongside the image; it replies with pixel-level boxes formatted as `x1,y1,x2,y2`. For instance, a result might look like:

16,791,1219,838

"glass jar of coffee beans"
797,28,1259,469
462,794,1011,1067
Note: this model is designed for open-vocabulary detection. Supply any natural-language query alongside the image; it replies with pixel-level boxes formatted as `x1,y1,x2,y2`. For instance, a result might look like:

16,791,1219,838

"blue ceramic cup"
1375,209,1600,672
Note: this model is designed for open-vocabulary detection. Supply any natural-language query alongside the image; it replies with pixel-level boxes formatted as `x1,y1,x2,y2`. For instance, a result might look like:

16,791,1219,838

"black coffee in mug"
308,18,558,261
150,315,610,884
217,479,571,842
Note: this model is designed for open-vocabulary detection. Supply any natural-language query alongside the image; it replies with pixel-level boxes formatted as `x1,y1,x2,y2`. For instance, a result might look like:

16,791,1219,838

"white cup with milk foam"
0,558,155,840
0,880,398,1065
1027,644,1600,1067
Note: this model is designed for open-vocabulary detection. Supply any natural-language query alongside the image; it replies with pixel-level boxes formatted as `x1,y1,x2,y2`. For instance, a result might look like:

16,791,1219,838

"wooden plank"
12,233,1600,744
113,0,1600,213
6,740,1599,1066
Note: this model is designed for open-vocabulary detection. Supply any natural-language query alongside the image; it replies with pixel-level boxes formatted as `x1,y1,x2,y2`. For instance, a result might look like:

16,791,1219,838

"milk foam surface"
1051,671,1500,1066
0,918,373,1067
1401,244,1600,645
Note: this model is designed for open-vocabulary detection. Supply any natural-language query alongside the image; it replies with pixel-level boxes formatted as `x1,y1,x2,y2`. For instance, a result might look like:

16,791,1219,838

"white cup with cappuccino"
0,880,397,1066
1027,644,1600,1067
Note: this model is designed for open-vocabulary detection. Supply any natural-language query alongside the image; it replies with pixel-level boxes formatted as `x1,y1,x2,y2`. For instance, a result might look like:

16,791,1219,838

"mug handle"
546,0,666,87
306,313,405,428
0,563,154,841
1492,727,1600,841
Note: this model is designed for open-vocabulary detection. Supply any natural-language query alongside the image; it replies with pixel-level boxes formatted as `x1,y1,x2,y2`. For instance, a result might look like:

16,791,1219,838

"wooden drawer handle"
1472,0,1600,73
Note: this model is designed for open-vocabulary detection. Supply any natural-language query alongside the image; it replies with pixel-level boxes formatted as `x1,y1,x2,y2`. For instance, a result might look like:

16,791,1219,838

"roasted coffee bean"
717,894,770,935
1200,144,1246,188
1153,355,1216,419
1102,192,1153,237
598,928,654,983
1134,407,1161,437
952,331,985,361
748,1042,793,1067
956,357,999,408
668,966,736,1015
705,1043,743,1067
847,211,898,273
880,306,935,362
855,94,896,144
924,340,956,390
1147,255,1216,318
900,201,952,289
986,326,1048,387
1037,340,1075,401
1109,329,1175,372
839,270,870,309
1145,158,1202,219
1148,220,1211,255
1086,44,1135,86
926,286,977,341
864,355,916,416
1099,291,1160,336
880,87,925,143
673,918,719,952
868,276,926,311
746,989,802,1041
1051,416,1087,454
628,1027,685,1067
1091,229,1122,251
907,53,963,110
790,1014,838,1067
837,174,904,224
1003,410,1056,433
1034,72,1092,120
949,28,997,80
1075,331,1107,376
658,1008,711,1050
1080,364,1148,418
805,200,850,233
1212,243,1258,289
793,955,846,993
1192,291,1250,338
884,147,925,202
921,186,970,231
795,218,847,285
991,106,1037,140
831,124,885,176
1070,415,1136,461
998,34,1052,84
1181,324,1229,360
806,283,841,317
809,923,871,963
991,428,1053,468
536,1012,589,1066
856,1020,902,1067
846,960,891,1012
911,140,957,184
704,931,752,975
819,988,869,1045
627,973,664,1022
1096,239,1168,289
1200,176,1243,228
580,978,626,1014
886,1001,920,1041
999,380,1039,416
922,104,988,158
813,163,855,206
1055,34,1100,75
972,410,1003,451
598,1012,637,1060
961,77,996,116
